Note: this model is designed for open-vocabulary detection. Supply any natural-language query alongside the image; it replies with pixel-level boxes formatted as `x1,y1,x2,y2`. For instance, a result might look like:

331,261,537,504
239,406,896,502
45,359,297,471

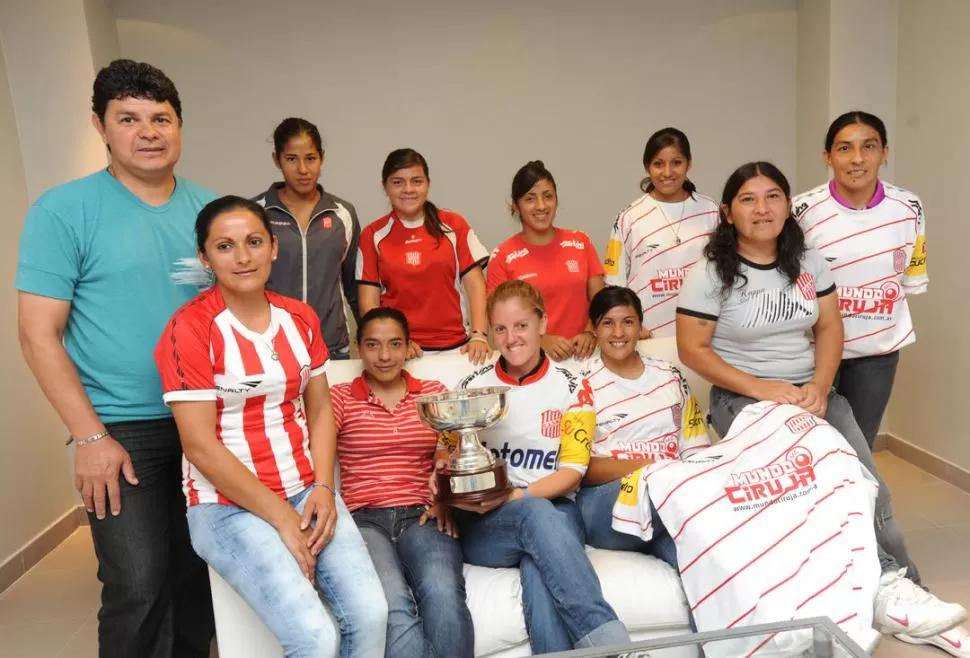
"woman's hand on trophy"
419,503,459,538
451,491,511,515
428,458,448,498
301,486,338,556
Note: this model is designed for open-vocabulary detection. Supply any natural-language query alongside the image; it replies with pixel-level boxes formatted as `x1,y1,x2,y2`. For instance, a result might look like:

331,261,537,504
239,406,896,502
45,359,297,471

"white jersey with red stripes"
580,355,710,462
612,401,880,656
792,180,928,358
604,191,718,336
155,287,330,506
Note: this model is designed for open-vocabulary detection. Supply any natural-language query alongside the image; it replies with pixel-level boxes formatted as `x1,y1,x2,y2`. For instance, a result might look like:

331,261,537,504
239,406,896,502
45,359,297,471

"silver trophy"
416,386,512,504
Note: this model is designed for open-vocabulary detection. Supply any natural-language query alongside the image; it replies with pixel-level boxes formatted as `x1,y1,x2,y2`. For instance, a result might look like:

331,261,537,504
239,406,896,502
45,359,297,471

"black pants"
90,418,214,658
835,350,901,449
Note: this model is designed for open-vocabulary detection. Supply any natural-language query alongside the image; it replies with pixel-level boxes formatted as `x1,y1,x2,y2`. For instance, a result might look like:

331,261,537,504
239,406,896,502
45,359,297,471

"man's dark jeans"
90,417,214,658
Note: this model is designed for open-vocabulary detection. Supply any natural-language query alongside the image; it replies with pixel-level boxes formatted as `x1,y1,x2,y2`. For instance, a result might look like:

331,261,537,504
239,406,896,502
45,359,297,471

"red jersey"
356,209,488,349
154,287,330,507
331,372,447,512
487,228,605,338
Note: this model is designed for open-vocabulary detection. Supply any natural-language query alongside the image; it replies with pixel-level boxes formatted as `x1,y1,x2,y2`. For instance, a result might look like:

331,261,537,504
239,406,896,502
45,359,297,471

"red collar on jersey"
495,350,549,386
350,369,423,401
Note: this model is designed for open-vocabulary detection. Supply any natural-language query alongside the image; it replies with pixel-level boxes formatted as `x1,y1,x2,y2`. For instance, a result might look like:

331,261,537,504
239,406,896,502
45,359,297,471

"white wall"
111,0,797,251
794,0,830,192
888,0,970,471
0,45,77,562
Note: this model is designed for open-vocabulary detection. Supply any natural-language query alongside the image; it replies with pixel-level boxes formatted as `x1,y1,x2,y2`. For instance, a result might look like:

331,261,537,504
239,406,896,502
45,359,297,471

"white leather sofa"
209,337,709,657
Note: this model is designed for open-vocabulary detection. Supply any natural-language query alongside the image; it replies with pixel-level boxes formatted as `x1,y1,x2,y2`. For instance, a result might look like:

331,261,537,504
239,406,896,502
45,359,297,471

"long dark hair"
825,111,888,151
382,148,446,242
705,162,804,294
640,127,697,195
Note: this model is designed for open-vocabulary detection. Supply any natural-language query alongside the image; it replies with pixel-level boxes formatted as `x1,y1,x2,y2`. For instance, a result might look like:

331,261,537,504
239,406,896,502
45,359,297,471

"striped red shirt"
154,287,330,507
332,371,447,512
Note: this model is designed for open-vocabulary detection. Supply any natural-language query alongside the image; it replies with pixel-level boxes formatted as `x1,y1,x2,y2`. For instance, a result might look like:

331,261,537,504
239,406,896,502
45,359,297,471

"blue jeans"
577,480,679,570
708,385,920,582
352,505,473,658
92,418,213,658
187,487,387,658
457,497,629,654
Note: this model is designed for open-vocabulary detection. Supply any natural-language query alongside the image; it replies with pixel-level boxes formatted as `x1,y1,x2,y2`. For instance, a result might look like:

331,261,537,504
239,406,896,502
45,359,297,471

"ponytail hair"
639,127,697,196
382,148,446,242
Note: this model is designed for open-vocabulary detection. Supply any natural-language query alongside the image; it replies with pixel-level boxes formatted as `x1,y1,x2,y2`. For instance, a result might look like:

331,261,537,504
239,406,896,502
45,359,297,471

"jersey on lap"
357,210,488,349
15,170,216,422
488,228,604,339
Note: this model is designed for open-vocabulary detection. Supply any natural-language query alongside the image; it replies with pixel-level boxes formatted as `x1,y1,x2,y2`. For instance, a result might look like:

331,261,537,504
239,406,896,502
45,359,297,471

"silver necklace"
259,329,280,361
656,198,688,245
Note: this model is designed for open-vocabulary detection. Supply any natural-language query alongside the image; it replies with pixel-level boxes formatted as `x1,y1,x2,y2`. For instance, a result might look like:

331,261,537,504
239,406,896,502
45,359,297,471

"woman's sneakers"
896,626,970,657
874,569,967,637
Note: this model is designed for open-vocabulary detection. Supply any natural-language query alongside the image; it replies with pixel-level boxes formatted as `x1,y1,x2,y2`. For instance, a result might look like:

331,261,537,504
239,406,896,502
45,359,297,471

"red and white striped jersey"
357,209,489,350
454,354,594,489
331,372,447,512
612,401,880,656
793,180,928,358
604,192,719,336
580,355,710,462
155,287,330,507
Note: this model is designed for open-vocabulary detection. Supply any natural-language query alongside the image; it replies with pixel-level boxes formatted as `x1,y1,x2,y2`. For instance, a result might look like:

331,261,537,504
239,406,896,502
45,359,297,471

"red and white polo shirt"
154,287,330,507
331,371,447,512
487,227,605,338
357,209,489,349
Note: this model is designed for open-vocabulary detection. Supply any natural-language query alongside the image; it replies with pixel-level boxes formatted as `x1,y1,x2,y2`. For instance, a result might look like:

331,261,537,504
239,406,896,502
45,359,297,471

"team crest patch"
540,409,563,438
893,248,907,273
566,259,580,273
406,251,421,266
323,217,332,229
784,413,817,433
299,365,311,393
795,272,816,301
671,403,683,429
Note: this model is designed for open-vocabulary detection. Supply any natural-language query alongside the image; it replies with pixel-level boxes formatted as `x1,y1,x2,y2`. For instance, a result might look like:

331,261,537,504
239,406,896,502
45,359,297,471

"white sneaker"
873,569,967,638
896,626,970,657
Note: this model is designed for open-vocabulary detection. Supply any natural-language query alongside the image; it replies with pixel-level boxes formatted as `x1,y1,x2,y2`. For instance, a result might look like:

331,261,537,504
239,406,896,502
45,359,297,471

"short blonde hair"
487,280,546,322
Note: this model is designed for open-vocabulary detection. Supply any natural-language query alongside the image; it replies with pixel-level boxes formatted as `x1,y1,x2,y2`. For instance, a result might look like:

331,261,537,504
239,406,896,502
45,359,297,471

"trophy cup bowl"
416,386,512,505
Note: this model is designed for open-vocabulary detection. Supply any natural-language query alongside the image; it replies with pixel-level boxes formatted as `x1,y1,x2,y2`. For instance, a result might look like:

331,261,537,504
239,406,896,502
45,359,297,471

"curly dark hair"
92,59,182,123
705,161,805,294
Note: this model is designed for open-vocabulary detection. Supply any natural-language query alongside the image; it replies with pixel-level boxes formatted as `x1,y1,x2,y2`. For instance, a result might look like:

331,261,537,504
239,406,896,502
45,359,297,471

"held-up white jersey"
580,355,710,462
792,181,928,359
613,402,880,656
454,355,594,489
604,192,719,336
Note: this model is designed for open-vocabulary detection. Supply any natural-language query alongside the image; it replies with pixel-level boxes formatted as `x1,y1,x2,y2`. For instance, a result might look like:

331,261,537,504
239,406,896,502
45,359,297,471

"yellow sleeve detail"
681,395,708,440
559,410,595,468
617,468,642,506
904,234,927,277
604,239,623,276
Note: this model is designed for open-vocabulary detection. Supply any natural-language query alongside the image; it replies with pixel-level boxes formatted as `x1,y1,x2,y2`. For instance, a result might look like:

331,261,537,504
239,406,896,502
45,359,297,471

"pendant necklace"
657,198,688,245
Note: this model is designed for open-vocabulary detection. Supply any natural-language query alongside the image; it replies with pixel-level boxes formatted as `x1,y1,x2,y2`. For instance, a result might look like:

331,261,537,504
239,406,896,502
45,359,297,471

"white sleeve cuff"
310,359,331,378
163,389,217,405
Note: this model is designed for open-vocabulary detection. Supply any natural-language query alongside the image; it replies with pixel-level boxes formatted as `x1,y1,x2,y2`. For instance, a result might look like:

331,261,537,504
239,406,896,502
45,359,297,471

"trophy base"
437,460,510,505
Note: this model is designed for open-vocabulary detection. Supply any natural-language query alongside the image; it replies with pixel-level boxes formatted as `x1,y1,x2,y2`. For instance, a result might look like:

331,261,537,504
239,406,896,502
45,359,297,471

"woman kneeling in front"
154,196,387,658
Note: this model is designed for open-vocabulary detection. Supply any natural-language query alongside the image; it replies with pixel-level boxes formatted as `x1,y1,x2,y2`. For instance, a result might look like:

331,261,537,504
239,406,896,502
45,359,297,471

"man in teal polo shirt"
16,60,215,658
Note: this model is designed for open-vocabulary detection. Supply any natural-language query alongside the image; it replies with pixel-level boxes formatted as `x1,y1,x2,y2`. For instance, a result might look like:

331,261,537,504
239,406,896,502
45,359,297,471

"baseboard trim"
873,432,889,452
0,505,84,595
882,433,970,494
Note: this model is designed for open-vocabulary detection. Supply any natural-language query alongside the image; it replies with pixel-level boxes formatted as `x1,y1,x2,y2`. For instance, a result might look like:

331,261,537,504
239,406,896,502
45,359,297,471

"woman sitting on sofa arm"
331,307,474,658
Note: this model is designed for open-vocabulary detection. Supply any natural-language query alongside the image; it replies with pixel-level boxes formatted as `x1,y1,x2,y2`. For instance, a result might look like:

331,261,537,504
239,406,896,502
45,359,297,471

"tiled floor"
0,452,968,657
